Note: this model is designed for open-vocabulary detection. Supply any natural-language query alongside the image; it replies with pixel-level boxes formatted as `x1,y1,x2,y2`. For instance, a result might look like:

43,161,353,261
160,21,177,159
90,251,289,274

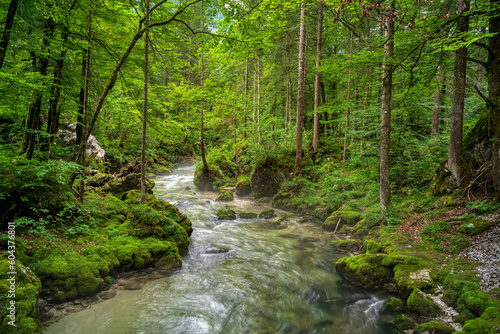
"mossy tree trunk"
294,1,306,176
200,0,208,172
447,0,469,186
380,3,395,212
312,1,323,152
0,0,18,71
141,0,150,203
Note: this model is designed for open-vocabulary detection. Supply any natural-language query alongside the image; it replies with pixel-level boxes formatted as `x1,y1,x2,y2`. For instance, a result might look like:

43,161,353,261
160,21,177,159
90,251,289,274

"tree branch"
171,18,244,42
472,41,494,59
465,56,488,68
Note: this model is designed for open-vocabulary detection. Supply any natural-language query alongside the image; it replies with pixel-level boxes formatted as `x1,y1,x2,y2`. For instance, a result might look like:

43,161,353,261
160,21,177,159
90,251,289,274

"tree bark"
200,0,208,172
243,57,248,138
380,4,395,212
295,1,306,176
0,0,19,71
489,0,500,200
447,0,469,187
312,1,324,152
141,0,150,203
343,31,353,165
257,50,261,144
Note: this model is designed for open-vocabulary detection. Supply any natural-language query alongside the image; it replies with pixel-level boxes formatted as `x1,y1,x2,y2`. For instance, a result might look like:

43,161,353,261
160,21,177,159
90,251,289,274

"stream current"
44,163,394,334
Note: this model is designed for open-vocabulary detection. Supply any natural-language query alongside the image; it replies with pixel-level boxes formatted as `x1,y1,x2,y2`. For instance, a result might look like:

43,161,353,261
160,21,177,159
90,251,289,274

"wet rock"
385,297,405,312
203,248,230,254
217,208,237,220
335,254,394,290
407,288,444,317
413,320,455,334
299,237,321,243
235,178,251,196
394,314,415,331
323,210,363,231
239,211,258,219
215,190,234,201
259,209,276,219
100,289,117,300
185,186,191,190
331,239,363,253
193,165,223,192
251,158,285,199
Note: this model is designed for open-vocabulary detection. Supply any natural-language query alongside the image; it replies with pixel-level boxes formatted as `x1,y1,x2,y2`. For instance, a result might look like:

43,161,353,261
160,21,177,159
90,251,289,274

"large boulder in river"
193,163,223,192
87,172,155,197
335,254,394,290
251,158,285,199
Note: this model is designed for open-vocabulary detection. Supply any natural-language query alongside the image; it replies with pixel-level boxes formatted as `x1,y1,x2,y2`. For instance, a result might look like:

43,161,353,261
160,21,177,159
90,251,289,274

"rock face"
235,179,251,196
250,158,285,199
57,123,106,161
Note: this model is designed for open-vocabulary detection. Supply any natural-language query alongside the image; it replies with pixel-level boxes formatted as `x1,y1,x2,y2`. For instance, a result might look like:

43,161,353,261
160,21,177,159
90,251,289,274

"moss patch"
215,190,234,201
331,239,363,253
323,210,362,230
258,209,276,219
385,297,405,312
335,254,393,290
413,320,454,334
239,211,257,219
407,288,444,317
217,208,236,220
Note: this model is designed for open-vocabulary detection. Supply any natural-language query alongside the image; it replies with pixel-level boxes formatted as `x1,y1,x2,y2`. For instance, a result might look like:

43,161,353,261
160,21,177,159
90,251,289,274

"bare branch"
465,56,488,68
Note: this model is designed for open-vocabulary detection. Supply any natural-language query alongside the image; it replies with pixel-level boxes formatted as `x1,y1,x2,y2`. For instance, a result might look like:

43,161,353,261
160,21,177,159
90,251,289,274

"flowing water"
44,163,394,334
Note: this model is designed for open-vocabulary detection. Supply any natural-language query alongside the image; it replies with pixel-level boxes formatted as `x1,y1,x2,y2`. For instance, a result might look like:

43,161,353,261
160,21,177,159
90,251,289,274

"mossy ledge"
0,174,192,333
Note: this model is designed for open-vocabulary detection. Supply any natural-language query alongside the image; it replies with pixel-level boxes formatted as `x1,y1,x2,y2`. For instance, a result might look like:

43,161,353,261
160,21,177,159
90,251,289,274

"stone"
217,208,237,220
258,209,276,219
407,288,444,317
250,158,285,198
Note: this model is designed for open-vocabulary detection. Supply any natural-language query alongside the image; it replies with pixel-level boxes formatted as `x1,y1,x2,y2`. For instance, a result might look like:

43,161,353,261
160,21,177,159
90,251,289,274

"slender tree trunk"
200,0,208,172
77,9,92,202
447,0,469,187
76,54,87,147
431,68,442,136
312,1,324,152
186,71,191,134
140,0,150,203
489,0,500,200
253,70,256,135
295,1,306,176
257,51,261,144
343,31,353,165
380,4,395,212
243,58,248,138
0,0,19,70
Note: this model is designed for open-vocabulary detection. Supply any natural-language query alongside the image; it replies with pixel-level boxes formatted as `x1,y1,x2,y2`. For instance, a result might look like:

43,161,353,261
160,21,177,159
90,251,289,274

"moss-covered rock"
394,314,415,331
255,197,272,203
250,158,285,199
434,196,458,209
239,211,258,219
272,191,294,211
394,264,435,298
458,289,495,317
323,210,362,231
457,218,493,236
407,288,444,317
335,254,393,290
0,255,41,333
364,240,383,254
385,297,405,312
331,239,363,253
217,208,236,220
193,163,223,192
258,209,276,219
462,306,500,333
235,178,251,196
215,190,234,201
413,320,454,334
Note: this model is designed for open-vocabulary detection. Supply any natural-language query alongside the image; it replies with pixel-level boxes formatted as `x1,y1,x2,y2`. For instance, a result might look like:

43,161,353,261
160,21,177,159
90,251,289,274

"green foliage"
420,221,452,251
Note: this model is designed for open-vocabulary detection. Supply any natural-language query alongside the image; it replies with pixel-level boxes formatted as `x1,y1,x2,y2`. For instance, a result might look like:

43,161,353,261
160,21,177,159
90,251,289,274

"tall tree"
0,0,19,70
431,67,443,137
343,31,353,165
380,4,395,212
312,1,324,152
447,0,470,187
141,0,150,203
295,1,306,176
200,0,208,172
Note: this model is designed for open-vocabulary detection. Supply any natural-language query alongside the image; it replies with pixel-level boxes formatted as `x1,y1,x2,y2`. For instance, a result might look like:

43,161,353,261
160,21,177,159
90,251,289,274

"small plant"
466,200,500,215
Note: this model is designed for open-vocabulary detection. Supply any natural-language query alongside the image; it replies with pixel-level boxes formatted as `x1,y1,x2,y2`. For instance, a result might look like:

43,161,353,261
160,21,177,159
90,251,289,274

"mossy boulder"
217,208,236,220
434,196,458,209
335,254,394,290
462,306,500,333
250,158,285,199
385,297,405,312
394,264,435,298
331,239,363,253
87,172,155,197
272,191,294,211
239,211,258,219
457,218,493,236
0,255,41,333
458,289,496,317
193,164,223,192
215,190,234,201
258,209,276,219
394,314,415,331
235,178,251,196
413,320,454,334
407,288,444,317
364,240,383,254
323,210,362,231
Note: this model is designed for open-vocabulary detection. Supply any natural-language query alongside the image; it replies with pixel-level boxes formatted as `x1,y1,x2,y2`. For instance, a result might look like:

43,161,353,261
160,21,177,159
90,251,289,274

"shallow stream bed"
44,163,394,334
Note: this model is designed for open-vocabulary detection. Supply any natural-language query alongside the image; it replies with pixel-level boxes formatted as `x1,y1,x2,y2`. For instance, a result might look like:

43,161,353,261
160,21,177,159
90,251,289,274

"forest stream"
44,163,394,334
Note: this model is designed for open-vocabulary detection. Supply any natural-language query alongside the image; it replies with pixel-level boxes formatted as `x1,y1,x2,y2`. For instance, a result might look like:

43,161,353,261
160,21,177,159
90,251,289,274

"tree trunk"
0,0,19,70
243,57,248,138
253,70,256,135
447,0,469,187
343,31,353,165
380,4,395,212
257,51,261,144
200,0,208,172
141,0,150,203
489,0,500,200
312,1,323,152
295,1,306,176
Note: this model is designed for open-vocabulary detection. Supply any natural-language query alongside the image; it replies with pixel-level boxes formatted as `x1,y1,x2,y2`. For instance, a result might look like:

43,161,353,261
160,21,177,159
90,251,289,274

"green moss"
458,289,495,317
193,163,223,191
364,240,383,254
385,297,405,312
407,288,443,317
331,239,362,252
215,190,234,201
394,314,415,330
413,320,454,334
457,218,493,236
258,209,276,219
323,210,362,230
272,191,294,211
255,197,272,203
461,307,500,334
217,208,236,220
239,211,258,219
235,178,251,196
335,254,393,289
394,264,435,298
